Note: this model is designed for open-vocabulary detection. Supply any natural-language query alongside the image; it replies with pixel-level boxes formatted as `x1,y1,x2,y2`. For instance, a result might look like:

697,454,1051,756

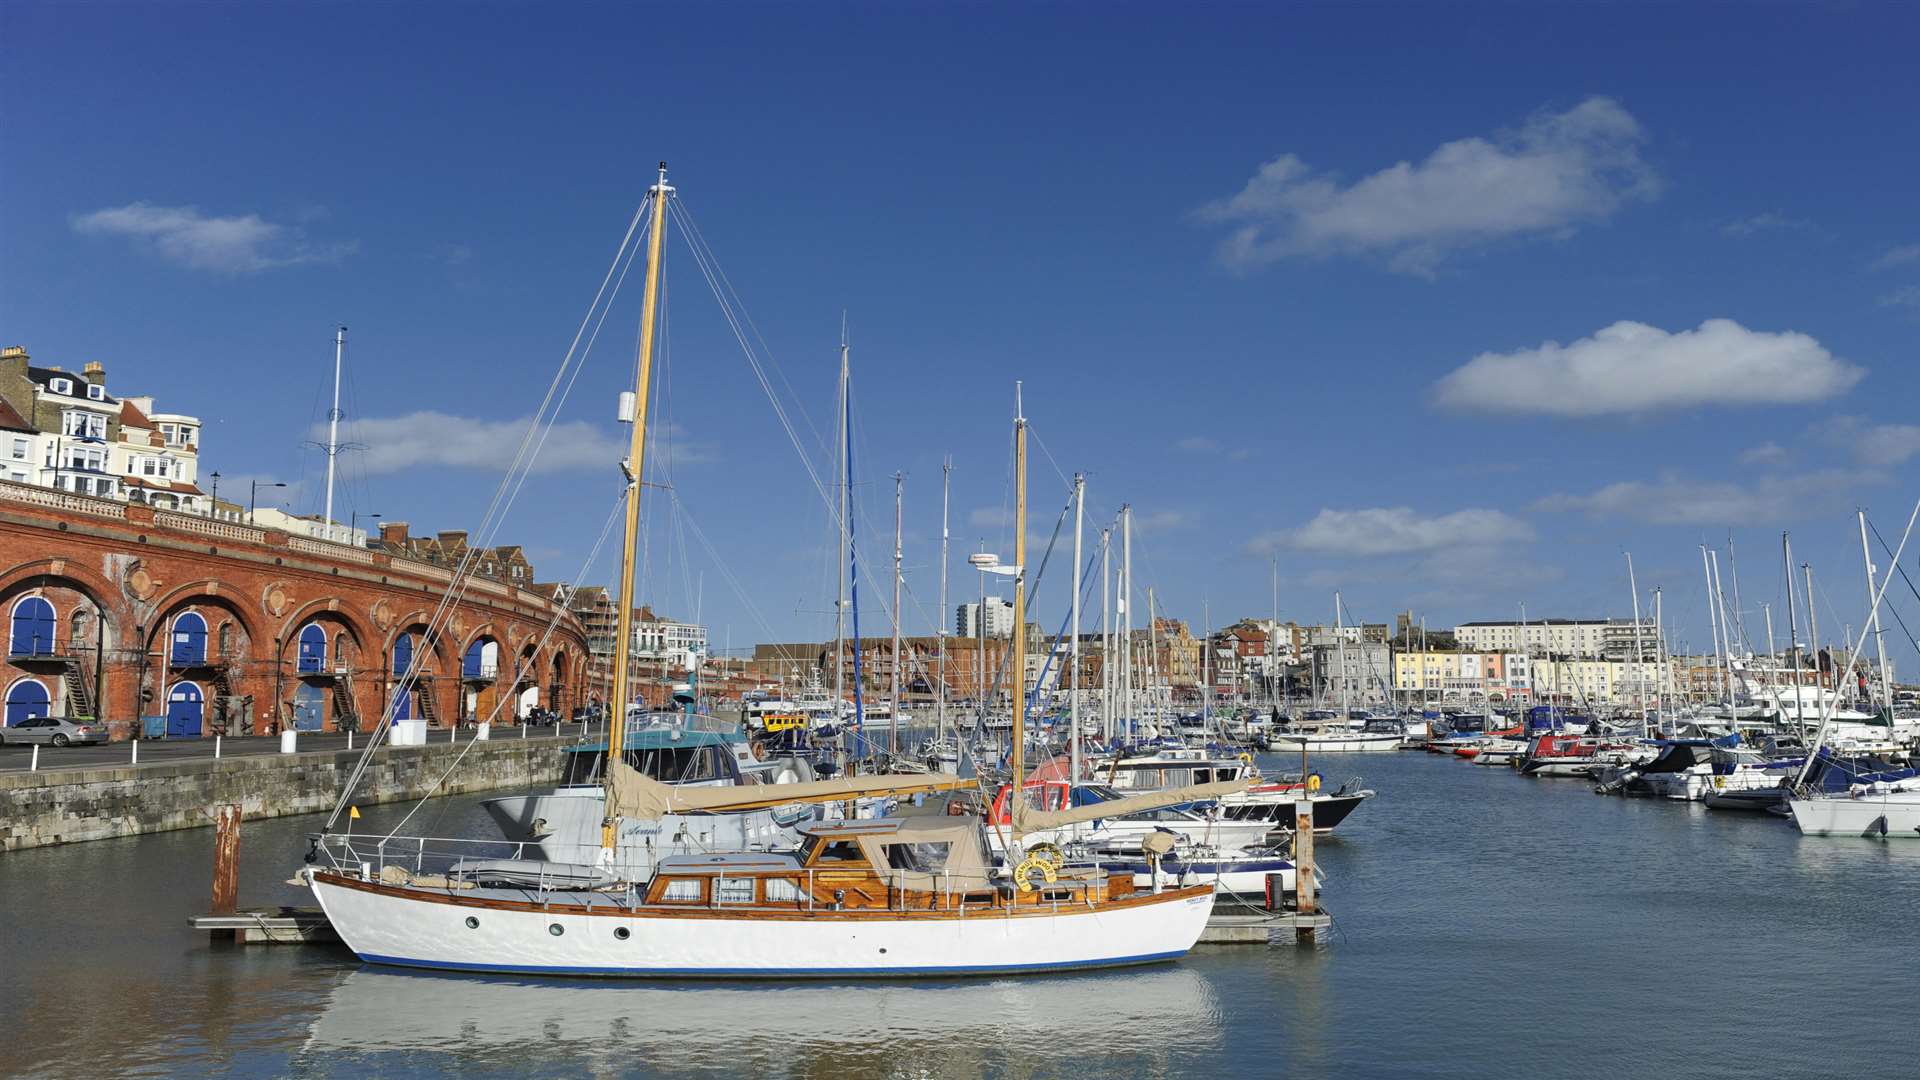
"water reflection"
298,966,1224,1077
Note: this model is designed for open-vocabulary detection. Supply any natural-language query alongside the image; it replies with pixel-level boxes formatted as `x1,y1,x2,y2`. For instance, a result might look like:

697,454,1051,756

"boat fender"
749,740,768,761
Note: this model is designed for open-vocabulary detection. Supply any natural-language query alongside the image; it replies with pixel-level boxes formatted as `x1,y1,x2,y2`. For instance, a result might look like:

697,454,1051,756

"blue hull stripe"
355,950,1187,979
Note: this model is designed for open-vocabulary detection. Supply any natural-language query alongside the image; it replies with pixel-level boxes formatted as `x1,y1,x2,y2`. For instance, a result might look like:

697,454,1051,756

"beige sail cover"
604,759,969,820
1011,776,1254,835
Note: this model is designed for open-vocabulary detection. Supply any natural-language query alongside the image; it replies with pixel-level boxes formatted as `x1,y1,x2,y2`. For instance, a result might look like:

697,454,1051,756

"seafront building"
0,346,589,738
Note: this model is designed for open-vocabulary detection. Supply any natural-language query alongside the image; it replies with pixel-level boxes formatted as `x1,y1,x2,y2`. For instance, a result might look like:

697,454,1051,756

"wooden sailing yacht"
305,166,1221,978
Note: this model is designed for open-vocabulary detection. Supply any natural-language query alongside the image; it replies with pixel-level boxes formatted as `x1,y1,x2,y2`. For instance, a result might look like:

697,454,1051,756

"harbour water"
6,750,1918,1079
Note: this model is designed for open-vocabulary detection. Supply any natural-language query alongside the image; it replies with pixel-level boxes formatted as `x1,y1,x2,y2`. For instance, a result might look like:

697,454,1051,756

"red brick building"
0,479,589,739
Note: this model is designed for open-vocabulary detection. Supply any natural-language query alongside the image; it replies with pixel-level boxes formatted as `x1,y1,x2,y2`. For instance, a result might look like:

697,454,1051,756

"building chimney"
82,361,105,385
379,520,410,546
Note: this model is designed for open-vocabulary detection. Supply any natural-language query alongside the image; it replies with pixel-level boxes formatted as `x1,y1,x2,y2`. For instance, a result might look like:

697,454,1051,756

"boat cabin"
558,726,753,787
633,817,1135,911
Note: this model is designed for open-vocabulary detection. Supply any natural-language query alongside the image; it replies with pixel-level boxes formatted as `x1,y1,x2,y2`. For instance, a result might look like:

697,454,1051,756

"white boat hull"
1788,789,1920,837
1265,733,1402,753
309,872,1216,978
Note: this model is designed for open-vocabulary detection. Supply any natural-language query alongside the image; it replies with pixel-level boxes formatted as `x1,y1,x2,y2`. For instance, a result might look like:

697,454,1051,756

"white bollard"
347,729,354,750
131,739,139,765
520,721,527,739
214,735,222,759
451,724,457,744
476,722,491,741
30,744,38,771
280,729,298,754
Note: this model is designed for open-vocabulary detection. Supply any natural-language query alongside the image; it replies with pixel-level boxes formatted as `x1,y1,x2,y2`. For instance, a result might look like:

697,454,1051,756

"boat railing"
308,832,539,882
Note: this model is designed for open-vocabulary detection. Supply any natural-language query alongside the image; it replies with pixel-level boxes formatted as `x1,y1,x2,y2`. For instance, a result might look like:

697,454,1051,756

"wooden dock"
1199,909,1332,945
192,907,338,944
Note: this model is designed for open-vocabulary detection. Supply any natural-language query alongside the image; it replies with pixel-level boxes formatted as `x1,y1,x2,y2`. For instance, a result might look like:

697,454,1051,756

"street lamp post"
249,480,287,525
350,511,380,546
207,471,221,519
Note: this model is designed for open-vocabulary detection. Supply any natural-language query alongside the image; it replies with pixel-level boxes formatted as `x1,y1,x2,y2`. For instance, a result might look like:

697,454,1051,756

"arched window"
170,611,208,666
392,632,414,676
4,678,50,726
333,632,349,668
297,623,327,673
218,622,234,657
463,639,497,679
9,596,56,658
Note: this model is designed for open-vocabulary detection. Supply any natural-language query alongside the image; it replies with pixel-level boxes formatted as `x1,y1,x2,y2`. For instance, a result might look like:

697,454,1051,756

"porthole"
464,916,479,929
613,926,631,941
548,923,564,937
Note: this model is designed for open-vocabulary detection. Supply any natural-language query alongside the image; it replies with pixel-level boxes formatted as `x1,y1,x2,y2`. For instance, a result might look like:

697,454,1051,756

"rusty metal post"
212,804,241,916
1293,805,1316,945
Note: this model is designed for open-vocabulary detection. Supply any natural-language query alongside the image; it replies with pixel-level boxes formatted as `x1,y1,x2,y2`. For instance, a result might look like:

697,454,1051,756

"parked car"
0,717,110,747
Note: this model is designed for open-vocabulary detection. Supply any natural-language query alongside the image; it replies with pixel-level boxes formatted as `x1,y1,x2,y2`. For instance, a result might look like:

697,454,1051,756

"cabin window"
659,879,702,903
885,842,951,873
1192,769,1213,785
764,878,805,903
807,838,867,865
714,878,753,905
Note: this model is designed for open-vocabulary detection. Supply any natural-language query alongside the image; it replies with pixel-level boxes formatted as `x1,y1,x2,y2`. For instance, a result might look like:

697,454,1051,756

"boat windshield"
885,842,952,873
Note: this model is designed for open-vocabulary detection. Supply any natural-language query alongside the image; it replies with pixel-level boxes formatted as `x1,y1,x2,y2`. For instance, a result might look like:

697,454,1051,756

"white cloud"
1247,506,1532,557
1719,211,1815,238
1535,469,1873,525
1843,420,1920,466
332,412,643,475
1738,441,1790,466
1197,96,1658,274
1870,243,1920,271
1174,436,1222,453
968,506,1011,529
1879,285,1920,311
1133,510,1185,534
1432,318,1864,416
71,202,353,273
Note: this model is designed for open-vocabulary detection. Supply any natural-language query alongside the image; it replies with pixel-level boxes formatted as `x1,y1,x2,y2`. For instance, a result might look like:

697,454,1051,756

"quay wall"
0,736,568,851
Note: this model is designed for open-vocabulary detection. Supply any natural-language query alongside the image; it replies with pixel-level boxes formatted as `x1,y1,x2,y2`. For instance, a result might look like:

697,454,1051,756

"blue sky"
6,2,1919,668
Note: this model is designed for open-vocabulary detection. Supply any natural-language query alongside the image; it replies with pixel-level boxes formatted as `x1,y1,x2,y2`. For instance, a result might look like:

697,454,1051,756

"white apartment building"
957,598,1016,639
633,610,708,670
1454,618,1654,660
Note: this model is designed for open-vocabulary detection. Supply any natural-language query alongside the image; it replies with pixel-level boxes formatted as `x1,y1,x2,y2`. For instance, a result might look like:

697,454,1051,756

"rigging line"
324,196,651,830
1865,518,1920,660
672,195,829,458
671,208,836,516
668,488,781,644
385,490,628,841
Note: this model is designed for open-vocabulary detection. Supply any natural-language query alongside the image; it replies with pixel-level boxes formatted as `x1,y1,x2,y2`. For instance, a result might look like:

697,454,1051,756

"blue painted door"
10,597,55,657
297,624,326,673
392,632,413,675
171,612,208,665
5,679,50,726
391,681,412,722
293,683,325,731
463,640,486,678
166,682,204,738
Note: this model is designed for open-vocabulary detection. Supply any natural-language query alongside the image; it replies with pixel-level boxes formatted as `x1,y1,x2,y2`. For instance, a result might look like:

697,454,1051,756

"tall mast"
1627,552,1646,736
1270,556,1279,708
1803,562,1821,698
325,325,345,539
1727,534,1747,655
1782,534,1804,727
1335,592,1350,720
937,457,950,744
1859,509,1894,717
1099,525,1112,742
1653,588,1666,716
889,470,903,756
602,163,671,856
1700,547,1723,704
1010,383,1029,804
1070,473,1084,781
1146,586,1158,728
834,330,848,734
1710,549,1734,701
1120,504,1132,738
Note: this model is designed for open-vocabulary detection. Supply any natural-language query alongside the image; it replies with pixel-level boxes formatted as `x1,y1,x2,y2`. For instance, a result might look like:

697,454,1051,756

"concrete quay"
0,731,572,852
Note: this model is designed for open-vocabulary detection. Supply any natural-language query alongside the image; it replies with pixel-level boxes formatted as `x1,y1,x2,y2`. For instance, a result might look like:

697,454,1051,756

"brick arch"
0,558,134,635
277,599,375,658
144,581,267,657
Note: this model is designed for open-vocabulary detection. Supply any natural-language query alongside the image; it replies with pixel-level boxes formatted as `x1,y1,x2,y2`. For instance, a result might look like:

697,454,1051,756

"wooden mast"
601,162,671,856
1010,383,1028,805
